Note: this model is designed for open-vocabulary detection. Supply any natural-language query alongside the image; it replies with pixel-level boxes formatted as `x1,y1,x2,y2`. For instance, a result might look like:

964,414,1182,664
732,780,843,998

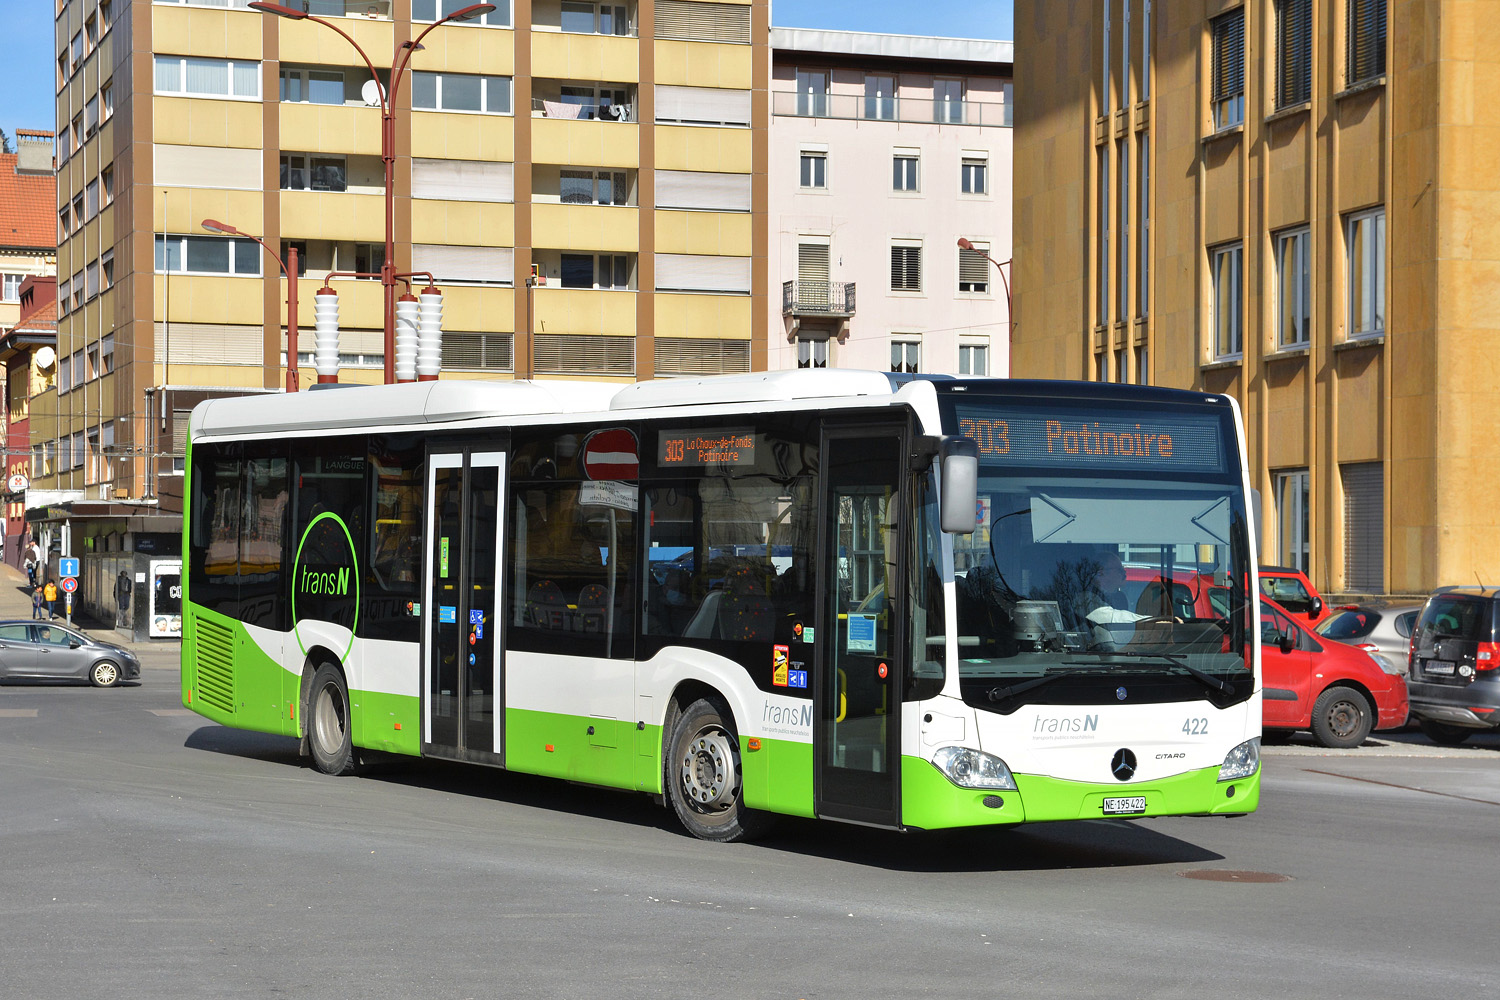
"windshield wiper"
986,667,1089,704
1107,652,1237,696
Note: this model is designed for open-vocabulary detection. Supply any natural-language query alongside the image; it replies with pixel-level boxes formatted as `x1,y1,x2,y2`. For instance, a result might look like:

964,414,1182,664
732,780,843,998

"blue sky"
0,0,1013,144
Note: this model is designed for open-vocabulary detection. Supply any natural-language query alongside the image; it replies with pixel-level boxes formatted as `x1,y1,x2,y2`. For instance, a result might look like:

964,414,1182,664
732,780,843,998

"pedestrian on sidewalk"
23,541,40,587
43,578,58,619
31,584,44,620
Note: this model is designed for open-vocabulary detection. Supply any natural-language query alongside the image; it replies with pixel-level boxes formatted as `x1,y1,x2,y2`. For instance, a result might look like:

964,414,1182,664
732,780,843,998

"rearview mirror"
1277,630,1297,654
1309,596,1323,619
939,436,979,534
69,640,82,649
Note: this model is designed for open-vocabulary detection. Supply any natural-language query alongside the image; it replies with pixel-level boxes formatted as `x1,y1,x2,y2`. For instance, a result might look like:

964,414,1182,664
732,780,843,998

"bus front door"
423,450,506,764
815,427,905,828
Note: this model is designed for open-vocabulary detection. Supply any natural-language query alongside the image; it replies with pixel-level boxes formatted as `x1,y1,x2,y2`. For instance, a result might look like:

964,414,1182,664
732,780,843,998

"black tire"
89,660,121,688
1309,685,1374,749
665,697,770,842
307,664,358,776
1418,718,1474,746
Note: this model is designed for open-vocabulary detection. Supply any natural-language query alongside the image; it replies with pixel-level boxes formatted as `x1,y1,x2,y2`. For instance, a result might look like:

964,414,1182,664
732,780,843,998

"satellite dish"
34,346,55,369
362,80,382,107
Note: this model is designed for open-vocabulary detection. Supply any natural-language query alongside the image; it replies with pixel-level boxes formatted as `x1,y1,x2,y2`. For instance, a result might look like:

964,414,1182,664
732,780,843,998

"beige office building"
49,0,767,500
1012,0,1500,597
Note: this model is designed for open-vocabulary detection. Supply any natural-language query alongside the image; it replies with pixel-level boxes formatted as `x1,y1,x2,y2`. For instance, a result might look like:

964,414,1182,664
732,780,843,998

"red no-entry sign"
581,428,639,480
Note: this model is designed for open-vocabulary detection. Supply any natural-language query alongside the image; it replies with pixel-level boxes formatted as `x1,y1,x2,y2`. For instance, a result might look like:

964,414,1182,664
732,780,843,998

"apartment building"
1013,0,1500,596
769,28,1012,375
50,0,768,502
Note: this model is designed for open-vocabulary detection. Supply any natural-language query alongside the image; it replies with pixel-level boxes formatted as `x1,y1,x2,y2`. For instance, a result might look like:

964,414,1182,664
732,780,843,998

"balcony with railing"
771,90,1011,127
783,280,856,317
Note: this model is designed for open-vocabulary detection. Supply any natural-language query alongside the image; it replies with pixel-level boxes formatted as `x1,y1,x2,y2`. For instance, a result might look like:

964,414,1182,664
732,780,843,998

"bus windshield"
943,395,1253,713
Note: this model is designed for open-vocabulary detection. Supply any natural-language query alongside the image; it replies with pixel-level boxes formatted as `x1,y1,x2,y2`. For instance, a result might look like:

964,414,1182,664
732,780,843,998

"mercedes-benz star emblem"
1111,748,1137,781
1116,686,1128,701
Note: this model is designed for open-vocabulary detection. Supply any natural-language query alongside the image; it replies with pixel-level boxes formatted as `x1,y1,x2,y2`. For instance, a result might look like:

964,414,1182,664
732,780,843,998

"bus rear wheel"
667,698,768,843
308,664,358,776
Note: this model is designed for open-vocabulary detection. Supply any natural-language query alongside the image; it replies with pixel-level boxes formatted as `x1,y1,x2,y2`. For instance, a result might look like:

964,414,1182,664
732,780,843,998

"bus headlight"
1217,738,1261,782
932,746,1018,790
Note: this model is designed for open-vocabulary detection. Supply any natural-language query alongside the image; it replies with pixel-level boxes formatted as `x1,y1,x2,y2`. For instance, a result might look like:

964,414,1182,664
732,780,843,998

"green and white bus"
181,371,1261,841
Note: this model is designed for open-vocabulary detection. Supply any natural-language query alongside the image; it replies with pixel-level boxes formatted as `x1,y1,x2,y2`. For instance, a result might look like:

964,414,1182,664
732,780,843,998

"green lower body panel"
353,688,421,756
505,707,642,792
741,736,816,818
901,754,1261,829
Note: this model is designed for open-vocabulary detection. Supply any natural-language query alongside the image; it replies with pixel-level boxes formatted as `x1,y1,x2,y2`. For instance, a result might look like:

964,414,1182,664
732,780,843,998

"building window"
796,68,828,117
1342,462,1384,593
892,152,919,192
891,338,920,374
101,80,114,121
85,96,98,136
71,31,83,72
412,72,512,114
958,342,988,375
934,77,963,123
86,179,99,219
559,0,627,34
1,274,21,302
559,169,628,205
155,56,261,99
1134,343,1149,384
1211,242,1242,358
280,153,348,192
85,260,99,300
1276,0,1312,108
1210,8,1245,130
1097,145,1109,326
958,242,990,293
561,253,630,290
413,0,511,26
101,164,114,205
279,67,346,105
961,155,987,195
155,234,263,276
1346,0,1386,86
799,150,826,189
72,272,83,310
1138,135,1150,317
1346,208,1385,339
864,74,896,120
797,338,828,369
1275,226,1311,349
890,242,922,292
101,252,114,292
1275,468,1310,573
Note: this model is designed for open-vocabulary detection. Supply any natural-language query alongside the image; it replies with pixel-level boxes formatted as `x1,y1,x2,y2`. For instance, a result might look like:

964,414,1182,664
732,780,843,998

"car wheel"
1310,685,1373,749
307,664,358,776
89,660,121,688
1417,718,1474,746
666,697,771,843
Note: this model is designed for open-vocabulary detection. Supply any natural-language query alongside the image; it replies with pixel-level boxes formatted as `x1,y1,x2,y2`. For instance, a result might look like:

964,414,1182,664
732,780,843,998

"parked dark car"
1407,588,1500,744
0,621,141,687
1315,603,1423,676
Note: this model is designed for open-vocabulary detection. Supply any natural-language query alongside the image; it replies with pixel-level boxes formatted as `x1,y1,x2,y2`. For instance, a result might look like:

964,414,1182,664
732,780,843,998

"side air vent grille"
194,617,235,714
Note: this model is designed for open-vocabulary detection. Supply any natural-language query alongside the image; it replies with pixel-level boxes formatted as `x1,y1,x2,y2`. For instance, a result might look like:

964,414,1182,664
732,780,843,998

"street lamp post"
957,237,1013,342
202,219,302,391
248,0,496,385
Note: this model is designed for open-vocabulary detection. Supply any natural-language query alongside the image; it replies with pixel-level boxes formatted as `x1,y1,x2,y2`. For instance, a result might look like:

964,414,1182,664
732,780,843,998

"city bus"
181,371,1261,841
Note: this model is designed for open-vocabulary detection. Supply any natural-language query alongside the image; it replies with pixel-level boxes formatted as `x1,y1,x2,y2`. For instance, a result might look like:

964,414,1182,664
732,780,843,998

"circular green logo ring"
292,511,360,660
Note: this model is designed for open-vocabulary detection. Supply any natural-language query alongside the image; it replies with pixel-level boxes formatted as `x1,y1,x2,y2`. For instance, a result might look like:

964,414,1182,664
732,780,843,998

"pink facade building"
769,29,1012,375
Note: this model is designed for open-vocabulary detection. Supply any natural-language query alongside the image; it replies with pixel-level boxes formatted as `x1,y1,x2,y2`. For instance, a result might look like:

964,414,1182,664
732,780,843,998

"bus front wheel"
667,698,768,843
308,664,358,776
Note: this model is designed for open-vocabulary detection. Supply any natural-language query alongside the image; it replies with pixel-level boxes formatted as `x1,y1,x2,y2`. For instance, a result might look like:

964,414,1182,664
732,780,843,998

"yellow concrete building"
1012,0,1500,597
50,0,767,499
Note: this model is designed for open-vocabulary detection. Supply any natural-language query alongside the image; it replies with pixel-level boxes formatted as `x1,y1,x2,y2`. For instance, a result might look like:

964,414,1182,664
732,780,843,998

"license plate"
1424,660,1456,676
1103,796,1147,815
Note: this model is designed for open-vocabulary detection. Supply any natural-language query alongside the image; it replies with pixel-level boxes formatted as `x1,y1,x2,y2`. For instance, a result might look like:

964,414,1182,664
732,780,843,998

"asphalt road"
3,662,1498,1000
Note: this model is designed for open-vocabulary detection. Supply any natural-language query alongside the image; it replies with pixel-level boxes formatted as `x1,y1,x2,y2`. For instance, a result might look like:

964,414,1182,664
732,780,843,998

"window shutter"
1212,8,1245,102
798,242,830,283
655,85,751,126
1346,0,1386,85
441,332,514,371
1342,462,1384,593
1276,0,1312,107
411,244,514,285
533,334,634,376
654,0,750,43
655,253,752,293
959,246,990,290
152,323,264,365
890,244,921,291
154,144,263,190
655,170,752,211
411,158,514,202
653,337,751,377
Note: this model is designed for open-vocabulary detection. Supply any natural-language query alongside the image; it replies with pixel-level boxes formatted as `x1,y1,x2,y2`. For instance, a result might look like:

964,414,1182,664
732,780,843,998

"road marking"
0,709,39,717
147,709,196,717
1302,768,1500,808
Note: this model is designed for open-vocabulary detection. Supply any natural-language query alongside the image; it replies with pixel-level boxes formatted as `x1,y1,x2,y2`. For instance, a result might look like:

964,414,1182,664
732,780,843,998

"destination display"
952,404,1227,472
657,428,756,467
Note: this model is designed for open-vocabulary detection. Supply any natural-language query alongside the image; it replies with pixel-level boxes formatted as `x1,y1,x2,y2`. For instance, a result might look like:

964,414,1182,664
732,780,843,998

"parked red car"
1260,597,1408,747
1260,565,1333,626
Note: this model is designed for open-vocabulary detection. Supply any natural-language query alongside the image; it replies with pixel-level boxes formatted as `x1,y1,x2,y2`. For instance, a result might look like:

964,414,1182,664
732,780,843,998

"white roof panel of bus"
190,380,620,439
609,369,894,410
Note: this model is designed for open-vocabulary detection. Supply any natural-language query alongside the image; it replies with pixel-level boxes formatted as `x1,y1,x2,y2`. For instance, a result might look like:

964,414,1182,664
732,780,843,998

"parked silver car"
0,620,141,687
1314,603,1423,676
